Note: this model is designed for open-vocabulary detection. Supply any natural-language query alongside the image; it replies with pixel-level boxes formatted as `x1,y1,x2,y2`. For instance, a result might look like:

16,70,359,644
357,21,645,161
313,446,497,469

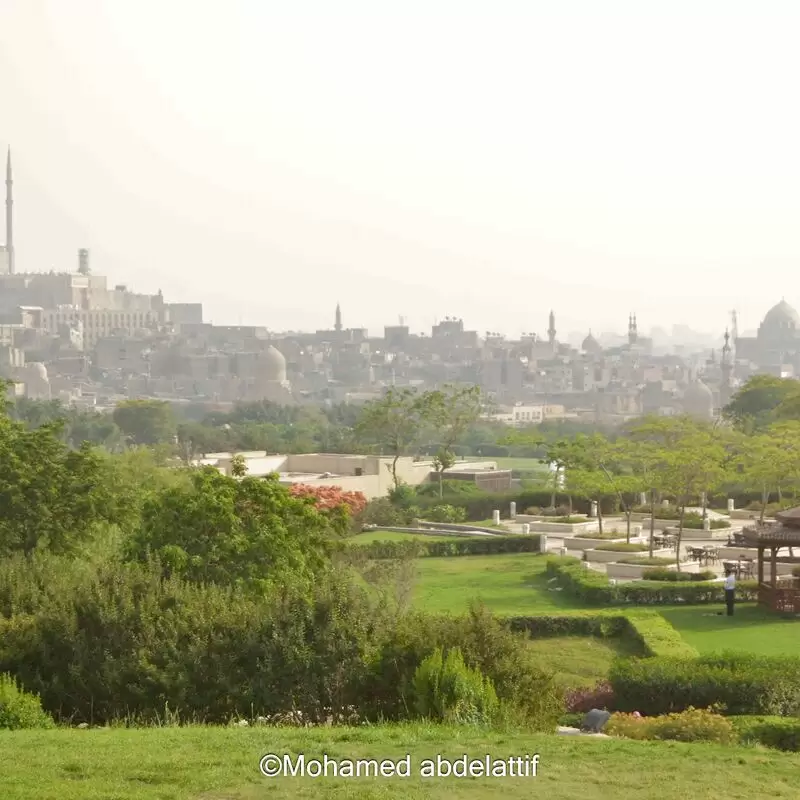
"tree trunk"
625,509,632,544
649,489,656,558
550,467,559,508
676,503,685,572
760,484,770,524
438,469,444,498
597,500,604,535
391,454,401,489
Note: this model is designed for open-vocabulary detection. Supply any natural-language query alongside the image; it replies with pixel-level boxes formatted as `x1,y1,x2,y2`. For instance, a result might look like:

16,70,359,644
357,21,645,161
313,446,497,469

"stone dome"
758,300,800,340
260,345,287,383
581,331,601,353
26,362,48,381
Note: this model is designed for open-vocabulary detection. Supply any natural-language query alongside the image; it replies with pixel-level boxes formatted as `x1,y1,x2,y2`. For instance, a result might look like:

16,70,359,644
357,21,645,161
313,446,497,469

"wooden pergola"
741,507,800,614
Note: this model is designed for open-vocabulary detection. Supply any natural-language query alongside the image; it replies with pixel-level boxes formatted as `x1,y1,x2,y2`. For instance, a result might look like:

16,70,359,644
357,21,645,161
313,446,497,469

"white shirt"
724,574,736,590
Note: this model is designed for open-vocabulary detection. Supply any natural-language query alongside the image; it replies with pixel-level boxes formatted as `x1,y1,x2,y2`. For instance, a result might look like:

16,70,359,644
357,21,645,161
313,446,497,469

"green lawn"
468,456,549,473
412,553,582,615
660,605,800,656
411,553,800,656
526,635,641,688
3,725,800,800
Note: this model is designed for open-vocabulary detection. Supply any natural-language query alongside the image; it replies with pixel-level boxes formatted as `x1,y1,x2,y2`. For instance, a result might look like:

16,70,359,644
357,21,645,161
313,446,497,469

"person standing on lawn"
724,568,736,616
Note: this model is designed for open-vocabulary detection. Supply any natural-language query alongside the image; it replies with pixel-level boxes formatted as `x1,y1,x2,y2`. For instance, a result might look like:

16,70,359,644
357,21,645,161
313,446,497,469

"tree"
660,428,727,570
427,385,483,497
723,375,800,431
112,399,177,446
355,388,437,489
128,469,336,587
288,484,368,516
230,454,248,478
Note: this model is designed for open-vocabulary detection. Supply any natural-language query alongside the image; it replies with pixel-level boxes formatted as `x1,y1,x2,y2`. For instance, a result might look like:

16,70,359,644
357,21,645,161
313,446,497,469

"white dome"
260,345,287,383
758,300,800,341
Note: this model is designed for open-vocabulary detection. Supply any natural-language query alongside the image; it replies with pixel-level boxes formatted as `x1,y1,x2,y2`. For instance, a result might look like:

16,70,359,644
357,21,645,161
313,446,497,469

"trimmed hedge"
545,556,758,605
610,654,800,716
641,568,716,582
506,610,697,659
732,716,800,751
349,535,542,560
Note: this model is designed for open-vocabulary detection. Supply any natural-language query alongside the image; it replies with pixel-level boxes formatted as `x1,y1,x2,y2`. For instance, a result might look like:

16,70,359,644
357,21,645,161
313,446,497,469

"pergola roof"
776,507,800,528
741,518,800,548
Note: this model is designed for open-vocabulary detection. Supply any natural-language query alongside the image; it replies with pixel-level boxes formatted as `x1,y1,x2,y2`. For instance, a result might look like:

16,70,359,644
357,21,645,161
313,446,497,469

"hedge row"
610,654,800,717
731,716,800,751
545,556,759,605
506,610,697,659
402,487,797,518
348,535,542,560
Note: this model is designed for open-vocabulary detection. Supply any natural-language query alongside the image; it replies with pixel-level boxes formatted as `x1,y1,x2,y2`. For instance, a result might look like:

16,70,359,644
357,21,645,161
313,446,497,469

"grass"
3,724,800,800
468,456,549,473
526,636,641,688
660,605,800,657
412,553,583,615
411,552,800,656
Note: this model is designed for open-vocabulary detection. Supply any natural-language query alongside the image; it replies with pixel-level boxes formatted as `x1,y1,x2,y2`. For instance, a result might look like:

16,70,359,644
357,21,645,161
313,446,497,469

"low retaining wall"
521,520,601,534
664,526,731,541
414,521,505,535
363,526,498,538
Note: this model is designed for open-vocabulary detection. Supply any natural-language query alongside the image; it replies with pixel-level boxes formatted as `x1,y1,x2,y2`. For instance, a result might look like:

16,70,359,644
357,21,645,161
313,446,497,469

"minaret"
721,328,733,405
547,310,556,345
5,147,13,274
628,313,638,345
334,303,342,332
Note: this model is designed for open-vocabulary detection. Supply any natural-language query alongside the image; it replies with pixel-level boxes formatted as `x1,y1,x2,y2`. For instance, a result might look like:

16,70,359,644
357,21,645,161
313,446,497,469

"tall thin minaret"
547,310,556,345
628,312,638,345
5,147,13,275
334,302,342,332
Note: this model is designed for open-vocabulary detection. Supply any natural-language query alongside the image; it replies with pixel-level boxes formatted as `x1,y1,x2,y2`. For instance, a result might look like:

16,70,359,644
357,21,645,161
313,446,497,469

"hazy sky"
1,1,799,337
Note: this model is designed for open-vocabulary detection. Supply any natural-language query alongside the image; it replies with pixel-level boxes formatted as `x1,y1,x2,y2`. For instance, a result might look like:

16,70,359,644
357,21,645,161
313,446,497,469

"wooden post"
757,546,764,585
771,547,777,584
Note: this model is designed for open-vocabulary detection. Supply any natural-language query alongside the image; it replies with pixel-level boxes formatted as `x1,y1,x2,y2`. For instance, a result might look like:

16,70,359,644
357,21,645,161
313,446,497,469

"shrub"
641,568,716,582
540,506,573,517
617,557,674,566
609,653,800,716
554,516,589,524
350,535,542,560
545,556,758,606
581,532,630,541
792,565,800,579
607,707,735,744
413,646,499,725
359,498,412,528
732,716,800,751
524,507,541,515
506,610,696,659
0,673,54,730
564,681,615,713
427,504,467,523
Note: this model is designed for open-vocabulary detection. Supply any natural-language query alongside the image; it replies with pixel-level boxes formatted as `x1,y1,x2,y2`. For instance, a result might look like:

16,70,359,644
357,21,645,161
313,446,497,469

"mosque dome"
26,363,48,381
758,300,800,341
581,331,602,353
260,345,287,383
683,377,713,419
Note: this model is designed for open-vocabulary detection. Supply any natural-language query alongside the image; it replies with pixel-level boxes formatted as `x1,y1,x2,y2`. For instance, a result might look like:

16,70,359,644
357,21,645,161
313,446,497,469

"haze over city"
2,0,800,336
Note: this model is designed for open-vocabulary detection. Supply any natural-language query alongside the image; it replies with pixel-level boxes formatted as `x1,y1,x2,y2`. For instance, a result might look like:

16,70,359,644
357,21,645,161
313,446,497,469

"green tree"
660,428,727,569
127,468,336,588
723,375,800,431
427,385,483,497
355,388,437,489
112,399,177,446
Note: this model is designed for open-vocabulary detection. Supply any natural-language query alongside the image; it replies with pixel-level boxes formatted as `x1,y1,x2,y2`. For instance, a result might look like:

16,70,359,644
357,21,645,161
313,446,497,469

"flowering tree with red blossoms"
288,484,368,516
